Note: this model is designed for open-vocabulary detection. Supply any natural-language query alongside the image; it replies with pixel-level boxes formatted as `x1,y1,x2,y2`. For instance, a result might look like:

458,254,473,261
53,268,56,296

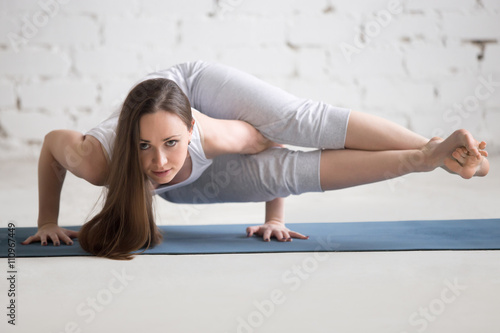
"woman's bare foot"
447,144,489,178
421,129,489,179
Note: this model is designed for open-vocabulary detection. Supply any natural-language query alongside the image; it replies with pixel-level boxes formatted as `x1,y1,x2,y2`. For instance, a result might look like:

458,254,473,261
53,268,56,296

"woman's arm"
22,130,108,246
246,197,309,242
192,110,273,158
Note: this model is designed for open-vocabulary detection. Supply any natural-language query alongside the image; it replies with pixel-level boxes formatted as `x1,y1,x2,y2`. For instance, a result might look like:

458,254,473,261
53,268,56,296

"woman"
22,61,489,259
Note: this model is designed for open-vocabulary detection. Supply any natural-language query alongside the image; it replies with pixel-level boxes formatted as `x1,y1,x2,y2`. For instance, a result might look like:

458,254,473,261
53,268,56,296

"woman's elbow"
81,166,108,186
79,140,109,186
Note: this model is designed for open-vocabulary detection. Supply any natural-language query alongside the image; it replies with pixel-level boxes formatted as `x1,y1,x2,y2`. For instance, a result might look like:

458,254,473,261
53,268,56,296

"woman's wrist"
265,219,284,225
37,219,58,228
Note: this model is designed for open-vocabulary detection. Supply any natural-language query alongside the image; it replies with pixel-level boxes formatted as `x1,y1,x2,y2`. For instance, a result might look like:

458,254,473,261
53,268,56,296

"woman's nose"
153,149,168,166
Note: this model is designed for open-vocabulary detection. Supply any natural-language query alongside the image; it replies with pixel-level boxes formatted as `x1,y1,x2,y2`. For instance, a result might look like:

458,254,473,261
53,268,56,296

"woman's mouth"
152,169,172,178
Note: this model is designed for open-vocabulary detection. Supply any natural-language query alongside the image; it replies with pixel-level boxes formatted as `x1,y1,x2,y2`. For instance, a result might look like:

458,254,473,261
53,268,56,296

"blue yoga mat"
1,219,499,258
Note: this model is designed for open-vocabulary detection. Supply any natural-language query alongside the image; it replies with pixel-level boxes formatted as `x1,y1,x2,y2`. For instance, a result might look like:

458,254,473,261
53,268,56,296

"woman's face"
139,110,193,186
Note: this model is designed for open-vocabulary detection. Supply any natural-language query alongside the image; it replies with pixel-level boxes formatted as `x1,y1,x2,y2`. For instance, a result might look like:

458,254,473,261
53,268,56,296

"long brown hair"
79,78,193,260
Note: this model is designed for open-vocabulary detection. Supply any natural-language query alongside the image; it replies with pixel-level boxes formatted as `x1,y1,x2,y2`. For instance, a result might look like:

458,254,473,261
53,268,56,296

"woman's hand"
247,198,308,242
246,221,309,242
21,223,78,246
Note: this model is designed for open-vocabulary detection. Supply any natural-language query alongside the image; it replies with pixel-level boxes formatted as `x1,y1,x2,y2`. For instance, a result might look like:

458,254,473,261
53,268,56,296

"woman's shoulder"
85,109,120,162
189,109,213,163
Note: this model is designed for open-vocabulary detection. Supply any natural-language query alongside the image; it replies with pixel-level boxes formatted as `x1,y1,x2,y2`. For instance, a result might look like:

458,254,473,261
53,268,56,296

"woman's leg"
159,148,323,204
320,129,489,191
171,62,488,179
345,110,428,150
187,62,350,149
159,129,489,205
320,147,425,191
188,62,464,153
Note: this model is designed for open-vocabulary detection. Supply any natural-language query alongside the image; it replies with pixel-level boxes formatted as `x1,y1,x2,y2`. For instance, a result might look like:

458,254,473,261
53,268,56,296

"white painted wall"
1,0,499,158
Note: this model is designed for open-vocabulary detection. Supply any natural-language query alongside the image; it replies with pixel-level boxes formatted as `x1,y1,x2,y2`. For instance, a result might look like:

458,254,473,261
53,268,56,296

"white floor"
1,156,499,333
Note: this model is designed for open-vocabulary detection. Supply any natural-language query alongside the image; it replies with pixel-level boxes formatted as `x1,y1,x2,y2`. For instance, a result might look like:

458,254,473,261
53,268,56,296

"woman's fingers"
263,229,273,242
50,233,61,246
246,224,309,242
40,234,48,246
59,233,74,246
282,230,291,242
273,230,285,242
67,230,79,239
246,226,259,237
21,235,38,245
21,227,78,246
60,229,78,245
289,231,309,240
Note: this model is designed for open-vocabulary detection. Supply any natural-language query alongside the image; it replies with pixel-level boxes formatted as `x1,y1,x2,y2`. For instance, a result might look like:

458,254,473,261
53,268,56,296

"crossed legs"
184,62,489,192
319,111,489,191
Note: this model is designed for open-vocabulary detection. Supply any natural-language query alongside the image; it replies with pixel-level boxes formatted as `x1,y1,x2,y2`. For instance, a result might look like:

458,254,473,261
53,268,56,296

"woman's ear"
188,118,195,141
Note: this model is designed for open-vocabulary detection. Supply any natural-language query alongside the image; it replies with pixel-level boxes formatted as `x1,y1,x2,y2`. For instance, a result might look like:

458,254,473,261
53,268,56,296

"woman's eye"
139,143,150,150
166,140,178,147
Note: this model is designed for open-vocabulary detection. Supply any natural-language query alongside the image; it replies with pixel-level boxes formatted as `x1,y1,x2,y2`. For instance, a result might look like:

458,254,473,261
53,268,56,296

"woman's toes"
452,150,465,164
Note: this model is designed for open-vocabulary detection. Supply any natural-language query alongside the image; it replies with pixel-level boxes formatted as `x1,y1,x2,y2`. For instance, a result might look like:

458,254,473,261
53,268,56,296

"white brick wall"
443,12,500,40
0,0,499,159
0,50,70,76
0,81,16,107
18,80,98,108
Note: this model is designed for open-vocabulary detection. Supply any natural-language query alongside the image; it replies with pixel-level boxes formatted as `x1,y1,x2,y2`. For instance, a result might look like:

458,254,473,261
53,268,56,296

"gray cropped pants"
153,61,351,203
